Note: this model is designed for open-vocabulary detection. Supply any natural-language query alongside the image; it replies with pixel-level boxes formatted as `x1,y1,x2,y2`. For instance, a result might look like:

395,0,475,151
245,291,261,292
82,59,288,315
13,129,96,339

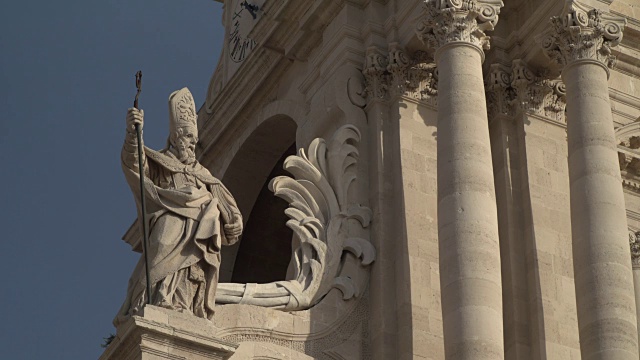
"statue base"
99,305,238,360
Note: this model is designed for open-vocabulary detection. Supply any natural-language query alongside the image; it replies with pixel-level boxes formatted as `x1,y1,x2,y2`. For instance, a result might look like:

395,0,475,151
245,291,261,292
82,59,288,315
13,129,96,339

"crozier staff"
115,87,243,326
130,70,152,304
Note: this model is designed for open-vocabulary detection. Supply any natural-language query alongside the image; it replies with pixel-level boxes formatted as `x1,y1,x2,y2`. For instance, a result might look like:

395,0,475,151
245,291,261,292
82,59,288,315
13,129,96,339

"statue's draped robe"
115,133,242,326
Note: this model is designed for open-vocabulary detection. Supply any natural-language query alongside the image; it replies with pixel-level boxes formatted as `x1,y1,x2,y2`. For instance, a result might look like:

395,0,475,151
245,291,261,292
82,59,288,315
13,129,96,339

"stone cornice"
415,0,504,52
538,0,626,74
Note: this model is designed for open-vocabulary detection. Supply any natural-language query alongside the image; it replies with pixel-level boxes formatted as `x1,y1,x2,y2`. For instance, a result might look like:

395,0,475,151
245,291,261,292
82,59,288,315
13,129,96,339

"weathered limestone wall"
394,100,441,360
517,114,580,359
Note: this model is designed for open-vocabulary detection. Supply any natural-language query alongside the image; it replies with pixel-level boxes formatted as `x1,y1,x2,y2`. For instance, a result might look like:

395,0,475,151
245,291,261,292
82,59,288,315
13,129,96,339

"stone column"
539,2,638,359
416,1,504,359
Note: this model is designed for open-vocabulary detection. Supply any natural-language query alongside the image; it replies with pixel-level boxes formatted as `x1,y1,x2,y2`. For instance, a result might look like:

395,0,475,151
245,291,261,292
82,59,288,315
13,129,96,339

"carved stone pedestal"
99,306,238,360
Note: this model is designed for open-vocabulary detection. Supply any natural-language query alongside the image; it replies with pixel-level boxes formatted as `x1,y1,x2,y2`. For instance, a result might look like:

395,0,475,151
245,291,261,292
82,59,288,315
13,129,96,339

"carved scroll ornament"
216,125,375,310
415,0,503,51
538,1,626,70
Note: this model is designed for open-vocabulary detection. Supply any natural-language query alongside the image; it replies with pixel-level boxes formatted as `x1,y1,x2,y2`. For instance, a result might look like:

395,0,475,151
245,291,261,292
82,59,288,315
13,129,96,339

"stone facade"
105,0,640,359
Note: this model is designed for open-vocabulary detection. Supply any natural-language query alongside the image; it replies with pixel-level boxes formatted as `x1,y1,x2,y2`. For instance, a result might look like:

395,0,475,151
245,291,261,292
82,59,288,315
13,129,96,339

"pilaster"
363,44,442,360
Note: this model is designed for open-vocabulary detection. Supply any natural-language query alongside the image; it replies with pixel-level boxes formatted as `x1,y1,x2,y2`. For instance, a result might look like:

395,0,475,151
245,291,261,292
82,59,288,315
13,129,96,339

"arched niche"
219,115,297,283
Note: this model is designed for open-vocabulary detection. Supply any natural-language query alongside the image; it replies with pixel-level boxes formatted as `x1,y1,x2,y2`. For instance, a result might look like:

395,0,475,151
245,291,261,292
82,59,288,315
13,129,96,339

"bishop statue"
114,88,243,326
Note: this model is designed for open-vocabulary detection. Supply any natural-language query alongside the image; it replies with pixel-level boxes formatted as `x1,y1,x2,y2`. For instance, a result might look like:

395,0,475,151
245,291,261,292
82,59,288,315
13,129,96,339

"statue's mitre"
168,87,197,134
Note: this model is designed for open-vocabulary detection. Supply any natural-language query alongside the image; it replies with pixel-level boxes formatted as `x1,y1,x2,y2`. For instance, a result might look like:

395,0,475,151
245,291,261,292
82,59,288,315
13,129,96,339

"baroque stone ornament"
616,122,640,192
362,47,389,100
363,45,438,103
116,88,244,326
486,63,515,118
512,60,567,121
485,60,566,122
630,230,640,268
538,0,626,71
415,0,503,51
216,125,375,310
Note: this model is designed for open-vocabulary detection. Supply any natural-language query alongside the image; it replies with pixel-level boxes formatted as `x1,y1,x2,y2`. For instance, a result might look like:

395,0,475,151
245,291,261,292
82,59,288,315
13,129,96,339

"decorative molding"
220,294,369,359
415,0,504,51
630,230,640,268
486,63,515,118
363,45,438,105
216,125,375,311
362,47,389,100
616,122,640,194
485,59,566,123
538,0,626,71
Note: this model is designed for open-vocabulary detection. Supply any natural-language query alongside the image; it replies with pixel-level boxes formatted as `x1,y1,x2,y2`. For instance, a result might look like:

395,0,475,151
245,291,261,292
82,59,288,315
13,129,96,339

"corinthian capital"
416,0,503,51
538,0,626,71
630,230,640,268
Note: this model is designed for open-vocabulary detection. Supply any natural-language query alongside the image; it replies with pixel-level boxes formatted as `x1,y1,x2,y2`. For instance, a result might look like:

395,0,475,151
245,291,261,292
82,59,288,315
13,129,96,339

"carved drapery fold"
538,0,626,72
415,0,503,52
363,45,438,103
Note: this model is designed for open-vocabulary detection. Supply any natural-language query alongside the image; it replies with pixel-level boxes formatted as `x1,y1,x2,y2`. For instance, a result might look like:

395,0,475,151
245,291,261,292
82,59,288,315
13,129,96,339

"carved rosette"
485,60,566,122
538,1,626,71
630,230,640,268
216,125,375,311
415,0,503,52
363,45,438,104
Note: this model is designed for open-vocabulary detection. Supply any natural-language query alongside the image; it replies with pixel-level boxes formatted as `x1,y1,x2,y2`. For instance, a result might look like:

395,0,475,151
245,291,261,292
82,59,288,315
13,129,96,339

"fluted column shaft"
416,1,505,358
540,2,637,359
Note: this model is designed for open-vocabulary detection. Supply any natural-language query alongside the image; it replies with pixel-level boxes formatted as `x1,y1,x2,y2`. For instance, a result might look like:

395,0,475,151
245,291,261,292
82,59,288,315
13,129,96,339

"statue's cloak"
115,147,240,325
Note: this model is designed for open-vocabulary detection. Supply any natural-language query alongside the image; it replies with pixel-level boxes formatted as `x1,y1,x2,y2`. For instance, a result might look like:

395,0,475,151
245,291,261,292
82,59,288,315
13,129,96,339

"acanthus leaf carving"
485,59,566,123
216,125,375,311
538,0,626,71
486,63,515,118
616,122,640,193
362,47,389,100
362,45,438,105
415,0,503,51
630,230,640,268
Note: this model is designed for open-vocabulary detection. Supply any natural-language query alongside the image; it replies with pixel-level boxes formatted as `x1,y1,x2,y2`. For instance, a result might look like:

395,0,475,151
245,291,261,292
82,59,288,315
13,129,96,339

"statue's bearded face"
171,126,198,164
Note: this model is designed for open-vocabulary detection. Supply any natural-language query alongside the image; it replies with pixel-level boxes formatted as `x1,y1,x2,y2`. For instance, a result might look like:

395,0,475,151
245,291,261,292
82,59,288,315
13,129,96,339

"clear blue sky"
0,1,224,358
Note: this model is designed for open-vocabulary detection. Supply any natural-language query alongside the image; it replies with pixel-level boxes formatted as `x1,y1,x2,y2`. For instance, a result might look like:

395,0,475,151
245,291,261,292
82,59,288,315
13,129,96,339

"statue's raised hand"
126,108,144,133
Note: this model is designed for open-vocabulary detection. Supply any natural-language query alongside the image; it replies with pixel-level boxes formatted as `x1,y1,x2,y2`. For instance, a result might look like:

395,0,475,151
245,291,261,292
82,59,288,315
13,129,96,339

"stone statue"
114,88,243,326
